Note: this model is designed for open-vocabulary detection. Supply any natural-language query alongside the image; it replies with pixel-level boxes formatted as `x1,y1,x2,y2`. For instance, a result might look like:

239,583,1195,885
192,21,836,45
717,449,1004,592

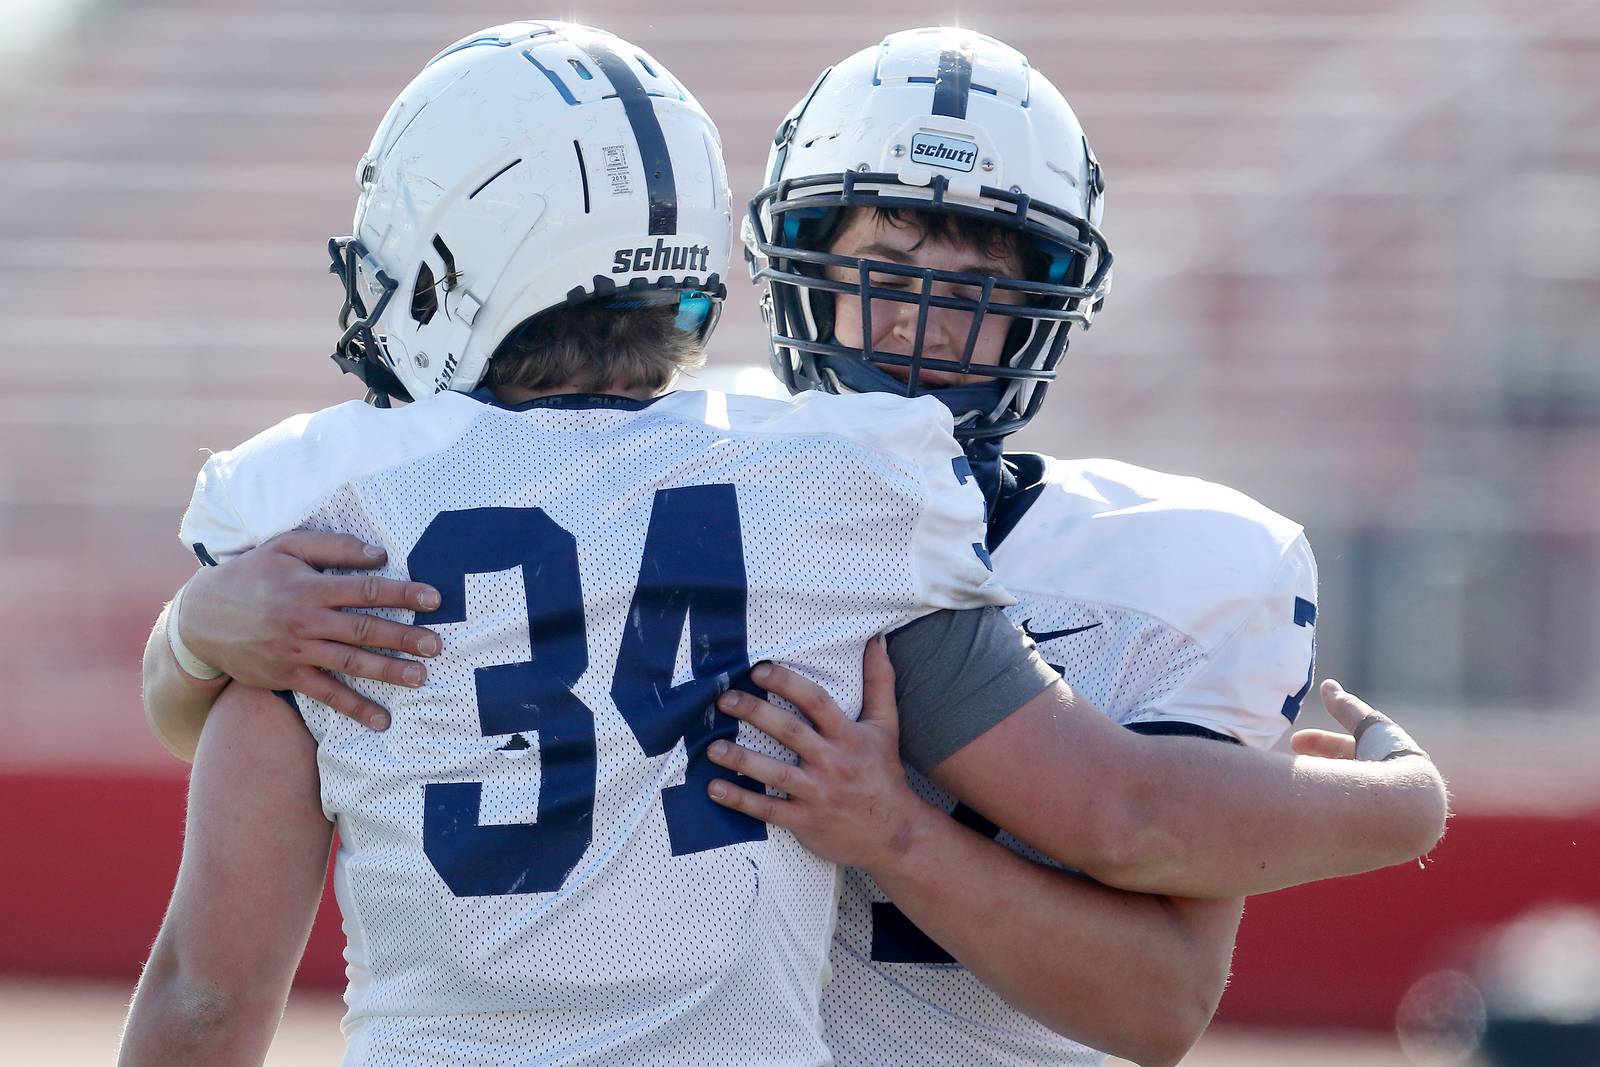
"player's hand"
178,531,443,730
1291,679,1430,762
705,636,931,868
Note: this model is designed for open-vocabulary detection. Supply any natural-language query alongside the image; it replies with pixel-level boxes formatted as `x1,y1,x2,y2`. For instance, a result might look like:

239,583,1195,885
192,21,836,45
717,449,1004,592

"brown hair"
482,301,704,394
871,206,1032,269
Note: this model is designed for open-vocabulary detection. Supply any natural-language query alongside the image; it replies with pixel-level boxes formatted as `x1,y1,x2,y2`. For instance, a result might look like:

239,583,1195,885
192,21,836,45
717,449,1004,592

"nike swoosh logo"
1020,619,1103,644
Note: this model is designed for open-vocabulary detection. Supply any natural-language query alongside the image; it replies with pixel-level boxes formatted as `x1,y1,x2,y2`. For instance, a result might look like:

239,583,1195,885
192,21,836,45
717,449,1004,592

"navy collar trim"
987,451,1049,552
468,387,663,413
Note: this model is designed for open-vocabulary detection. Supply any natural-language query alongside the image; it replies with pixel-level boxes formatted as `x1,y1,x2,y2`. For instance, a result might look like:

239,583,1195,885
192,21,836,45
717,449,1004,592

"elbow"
166,980,245,1043
124,967,254,1064
1115,989,1213,1067
143,698,200,765
1126,1026,1201,1067
1037,983,1207,1067
1400,761,1451,861
1146,946,1227,1067
1027,894,1223,1067
1373,758,1450,867
1119,901,1229,1067
1069,793,1174,892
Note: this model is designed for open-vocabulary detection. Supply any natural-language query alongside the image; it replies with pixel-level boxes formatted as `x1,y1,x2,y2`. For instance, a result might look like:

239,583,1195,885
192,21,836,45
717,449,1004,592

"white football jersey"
822,455,1318,1067
179,387,1008,1067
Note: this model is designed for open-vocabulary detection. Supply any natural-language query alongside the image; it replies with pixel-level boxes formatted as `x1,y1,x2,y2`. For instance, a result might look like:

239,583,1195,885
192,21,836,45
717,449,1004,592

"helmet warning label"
910,133,979,173
603,144,632,196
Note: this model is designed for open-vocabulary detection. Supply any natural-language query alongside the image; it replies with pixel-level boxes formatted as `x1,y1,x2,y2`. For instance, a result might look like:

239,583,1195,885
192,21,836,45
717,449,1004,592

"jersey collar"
987,451,1049,552
468,387,664,413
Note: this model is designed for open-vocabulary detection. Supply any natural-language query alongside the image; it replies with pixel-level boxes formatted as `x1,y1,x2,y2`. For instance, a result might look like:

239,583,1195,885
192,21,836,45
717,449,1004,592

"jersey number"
408,485,766,897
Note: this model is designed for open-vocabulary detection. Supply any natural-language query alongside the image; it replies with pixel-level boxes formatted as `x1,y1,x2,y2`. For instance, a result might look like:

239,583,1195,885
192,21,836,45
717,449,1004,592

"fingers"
320,574,441,615
750,662,848,736
859,635,898,728
1291,728,1357,760
706,777,800,831
267,530,391,570
301,639,428,689
308,604,441,658
288,667,392,731
1320,678,1387,734
708,739,814,799
717,688,825,762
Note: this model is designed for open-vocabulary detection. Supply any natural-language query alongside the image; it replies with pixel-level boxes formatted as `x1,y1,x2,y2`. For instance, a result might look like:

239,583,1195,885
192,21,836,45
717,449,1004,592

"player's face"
825,209,1026,388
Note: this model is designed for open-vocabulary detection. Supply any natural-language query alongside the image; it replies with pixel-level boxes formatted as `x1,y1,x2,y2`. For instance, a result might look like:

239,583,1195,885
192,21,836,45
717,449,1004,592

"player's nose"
909,303,964,366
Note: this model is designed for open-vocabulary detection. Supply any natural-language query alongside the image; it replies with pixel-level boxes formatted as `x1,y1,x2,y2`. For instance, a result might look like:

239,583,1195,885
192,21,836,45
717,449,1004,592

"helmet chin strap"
959,433,1009,523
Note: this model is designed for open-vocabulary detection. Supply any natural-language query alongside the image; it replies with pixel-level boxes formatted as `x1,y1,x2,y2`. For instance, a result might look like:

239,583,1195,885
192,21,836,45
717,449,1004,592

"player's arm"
868,817,1241,1067
710,640,1237,1065
898,607,1447,897
142,602,230,761
711,609,1447,899
119,685,333,1066
141,532,442,761
929,667,1446,898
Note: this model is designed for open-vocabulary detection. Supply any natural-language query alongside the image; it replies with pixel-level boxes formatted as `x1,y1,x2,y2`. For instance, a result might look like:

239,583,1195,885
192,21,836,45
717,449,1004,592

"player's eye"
869,273,914,292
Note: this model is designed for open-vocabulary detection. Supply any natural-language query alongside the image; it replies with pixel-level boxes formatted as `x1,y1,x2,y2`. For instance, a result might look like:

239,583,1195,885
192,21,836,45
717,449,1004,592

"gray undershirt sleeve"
886,605,1062,775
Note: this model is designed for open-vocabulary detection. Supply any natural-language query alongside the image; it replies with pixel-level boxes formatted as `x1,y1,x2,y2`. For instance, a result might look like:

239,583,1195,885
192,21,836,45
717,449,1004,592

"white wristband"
1353,713,1426,762
167,577,223,681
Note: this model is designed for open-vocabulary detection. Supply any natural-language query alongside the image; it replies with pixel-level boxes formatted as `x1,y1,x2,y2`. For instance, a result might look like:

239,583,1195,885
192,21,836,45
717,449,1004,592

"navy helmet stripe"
581,39,678,236
931,43,974,120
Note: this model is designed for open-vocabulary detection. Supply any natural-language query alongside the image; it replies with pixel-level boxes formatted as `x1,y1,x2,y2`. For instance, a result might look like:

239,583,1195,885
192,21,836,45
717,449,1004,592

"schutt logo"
612,239,712,275
910,133,979,173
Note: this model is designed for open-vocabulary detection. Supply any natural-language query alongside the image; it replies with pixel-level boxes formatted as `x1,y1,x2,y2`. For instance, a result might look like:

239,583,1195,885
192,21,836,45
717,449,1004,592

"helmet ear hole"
411,262,439,325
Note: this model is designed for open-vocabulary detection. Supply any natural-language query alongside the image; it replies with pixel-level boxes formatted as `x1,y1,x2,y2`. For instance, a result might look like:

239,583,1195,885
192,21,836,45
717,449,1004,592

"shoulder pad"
178,394,483,562
992,457,1304,652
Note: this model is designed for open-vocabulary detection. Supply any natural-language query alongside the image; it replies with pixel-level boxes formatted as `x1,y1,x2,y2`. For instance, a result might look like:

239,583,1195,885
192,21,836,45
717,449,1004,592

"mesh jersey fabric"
821,455,1318,1067
179,387,1008,1067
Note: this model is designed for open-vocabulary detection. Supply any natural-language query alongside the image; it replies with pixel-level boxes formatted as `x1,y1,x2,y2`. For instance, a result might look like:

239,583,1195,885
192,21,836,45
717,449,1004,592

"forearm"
933,688,1449,899
142,604,229,762
864,802,1223,1066
122,684,331,1066
1084,741,1449,897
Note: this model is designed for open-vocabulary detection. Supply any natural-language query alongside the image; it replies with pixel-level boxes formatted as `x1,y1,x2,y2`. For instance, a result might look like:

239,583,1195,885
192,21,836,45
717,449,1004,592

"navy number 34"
407,484,766,897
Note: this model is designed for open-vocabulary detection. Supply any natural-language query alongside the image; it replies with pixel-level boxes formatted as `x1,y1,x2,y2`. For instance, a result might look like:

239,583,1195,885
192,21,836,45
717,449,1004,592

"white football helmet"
745,27,1112,439
330,22,732,404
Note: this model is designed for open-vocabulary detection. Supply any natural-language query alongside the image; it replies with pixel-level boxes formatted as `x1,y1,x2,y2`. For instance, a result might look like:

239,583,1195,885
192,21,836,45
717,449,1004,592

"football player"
718,25,1423,1066
131,23,1448,1067
119,22,1038,1065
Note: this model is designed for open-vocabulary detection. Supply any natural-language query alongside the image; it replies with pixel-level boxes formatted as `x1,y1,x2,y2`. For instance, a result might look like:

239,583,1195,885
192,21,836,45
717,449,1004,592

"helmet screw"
414,352,430,369
1009,184,1023,194
980,158,996,172
856,162,870,172
891,144,906,158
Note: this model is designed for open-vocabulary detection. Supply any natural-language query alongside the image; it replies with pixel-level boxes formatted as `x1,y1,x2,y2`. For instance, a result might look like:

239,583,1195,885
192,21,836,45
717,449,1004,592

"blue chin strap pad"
813,352,1010,423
